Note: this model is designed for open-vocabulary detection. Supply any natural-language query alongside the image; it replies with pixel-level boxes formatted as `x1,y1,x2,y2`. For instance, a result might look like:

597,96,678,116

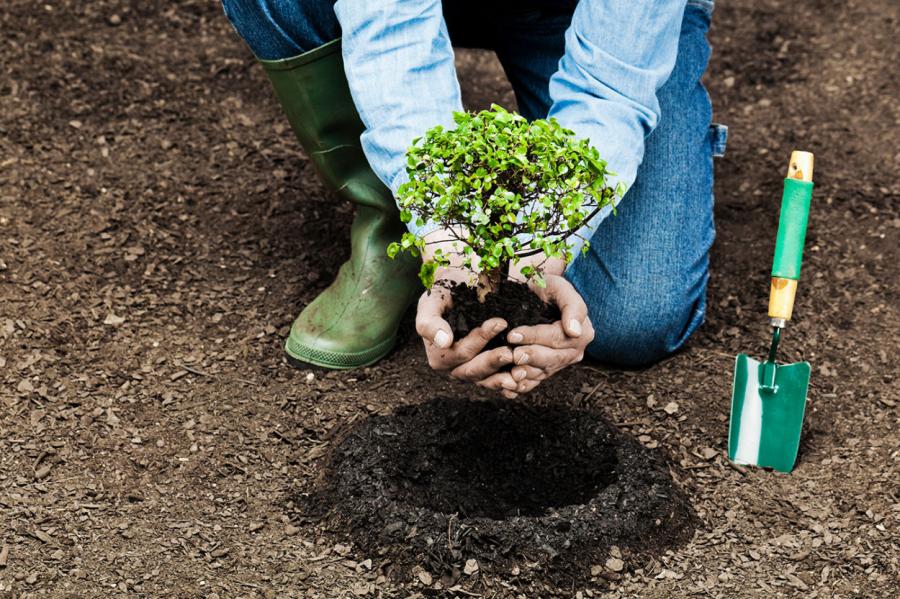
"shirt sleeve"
334,0,462,237
547,0,687,257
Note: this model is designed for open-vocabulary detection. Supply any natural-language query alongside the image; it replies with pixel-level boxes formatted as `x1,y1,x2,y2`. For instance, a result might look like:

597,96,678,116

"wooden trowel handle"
768,151,815,327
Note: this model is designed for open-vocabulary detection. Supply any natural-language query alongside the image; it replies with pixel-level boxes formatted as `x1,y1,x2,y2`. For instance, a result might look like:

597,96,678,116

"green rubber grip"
771,178,814,280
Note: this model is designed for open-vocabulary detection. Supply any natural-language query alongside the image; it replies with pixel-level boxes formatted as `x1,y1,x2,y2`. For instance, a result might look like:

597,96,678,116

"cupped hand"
507,272,594,394
416,278,520,399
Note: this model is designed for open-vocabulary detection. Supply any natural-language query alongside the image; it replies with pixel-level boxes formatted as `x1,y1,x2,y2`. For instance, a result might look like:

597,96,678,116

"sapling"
388,104,620,330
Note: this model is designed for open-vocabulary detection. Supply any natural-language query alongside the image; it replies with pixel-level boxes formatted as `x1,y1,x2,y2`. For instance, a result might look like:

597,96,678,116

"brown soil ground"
1,0,898,597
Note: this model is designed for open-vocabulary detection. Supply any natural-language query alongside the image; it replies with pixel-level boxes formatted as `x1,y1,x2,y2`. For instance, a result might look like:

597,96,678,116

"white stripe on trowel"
733,373,763,465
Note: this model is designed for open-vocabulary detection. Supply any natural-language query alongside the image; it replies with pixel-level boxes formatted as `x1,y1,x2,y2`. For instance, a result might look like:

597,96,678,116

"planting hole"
301,397,696,586
390,400,618,519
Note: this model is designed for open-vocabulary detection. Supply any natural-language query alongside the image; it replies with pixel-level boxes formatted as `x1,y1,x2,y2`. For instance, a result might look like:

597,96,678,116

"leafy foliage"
387,104,621,289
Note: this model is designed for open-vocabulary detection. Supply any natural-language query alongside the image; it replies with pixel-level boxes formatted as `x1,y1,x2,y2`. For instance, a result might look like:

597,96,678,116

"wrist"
509,254,566,281
422,227,464,263
423,228,476,285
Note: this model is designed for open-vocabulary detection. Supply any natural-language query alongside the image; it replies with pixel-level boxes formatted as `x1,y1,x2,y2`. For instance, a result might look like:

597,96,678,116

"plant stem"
476,268,502,303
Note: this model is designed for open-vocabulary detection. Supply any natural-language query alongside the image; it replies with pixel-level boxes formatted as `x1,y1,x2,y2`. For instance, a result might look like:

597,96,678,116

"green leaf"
419,262,438,289
390,104,621,286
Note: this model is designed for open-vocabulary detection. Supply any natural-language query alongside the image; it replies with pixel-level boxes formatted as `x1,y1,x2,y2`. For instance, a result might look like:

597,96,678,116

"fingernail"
434,330,450,348
502,379,517,390
493,320,507,332
568,319,582,337
508,332,524,343
512,369,526,381
500,352,512,364
516,353,529,365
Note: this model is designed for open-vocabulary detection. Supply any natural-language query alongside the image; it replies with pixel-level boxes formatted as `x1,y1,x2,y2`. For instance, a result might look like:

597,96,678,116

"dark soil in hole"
395,396,618,519
298,398,696,588
443,281,560,350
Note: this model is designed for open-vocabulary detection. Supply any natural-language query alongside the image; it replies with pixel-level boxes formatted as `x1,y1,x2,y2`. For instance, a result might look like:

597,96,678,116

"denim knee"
222,0,339,60
584,283,707,367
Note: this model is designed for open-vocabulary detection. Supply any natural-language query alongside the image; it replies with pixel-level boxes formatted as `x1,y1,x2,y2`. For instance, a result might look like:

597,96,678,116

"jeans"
222,0,726,366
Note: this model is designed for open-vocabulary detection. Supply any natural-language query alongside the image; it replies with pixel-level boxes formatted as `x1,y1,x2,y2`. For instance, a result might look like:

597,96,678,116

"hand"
415,229,520,399
507,270,594,395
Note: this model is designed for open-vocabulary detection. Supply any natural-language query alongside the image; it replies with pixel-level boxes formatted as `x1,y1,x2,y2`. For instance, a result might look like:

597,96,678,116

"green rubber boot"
260,39,421,369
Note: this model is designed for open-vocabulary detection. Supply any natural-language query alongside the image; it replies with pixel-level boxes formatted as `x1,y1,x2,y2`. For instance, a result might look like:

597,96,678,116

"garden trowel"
729,151,815,473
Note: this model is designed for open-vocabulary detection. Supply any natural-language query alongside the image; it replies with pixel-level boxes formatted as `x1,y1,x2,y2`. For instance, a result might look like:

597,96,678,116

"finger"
416,288,453,348
500,389,519,400
453,318,508,361
425,345,464,371
425,318,507,372
507,322,571,349
546,278,588,338
477,371,518,392
581,316,596,344
513,345,582,372
450,346,514,382
515,378,542,394
511,364,546,382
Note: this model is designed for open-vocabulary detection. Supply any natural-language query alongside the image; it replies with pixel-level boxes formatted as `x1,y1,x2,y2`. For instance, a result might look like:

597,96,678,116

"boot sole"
284,333,398,370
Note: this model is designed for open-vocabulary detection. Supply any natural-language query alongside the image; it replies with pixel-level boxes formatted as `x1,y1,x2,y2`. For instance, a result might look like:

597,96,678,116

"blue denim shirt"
334,0,687,253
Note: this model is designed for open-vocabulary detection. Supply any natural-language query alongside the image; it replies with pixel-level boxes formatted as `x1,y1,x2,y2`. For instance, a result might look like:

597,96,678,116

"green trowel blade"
728,354,810,473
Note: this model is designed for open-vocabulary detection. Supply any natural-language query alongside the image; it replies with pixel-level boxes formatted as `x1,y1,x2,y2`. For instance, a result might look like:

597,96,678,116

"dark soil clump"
443,281,560,350
299,398,696,589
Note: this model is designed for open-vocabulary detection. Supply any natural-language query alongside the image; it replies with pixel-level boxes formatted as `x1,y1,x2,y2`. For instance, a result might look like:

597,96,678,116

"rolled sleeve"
547,0,687,256
334,0,463,236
